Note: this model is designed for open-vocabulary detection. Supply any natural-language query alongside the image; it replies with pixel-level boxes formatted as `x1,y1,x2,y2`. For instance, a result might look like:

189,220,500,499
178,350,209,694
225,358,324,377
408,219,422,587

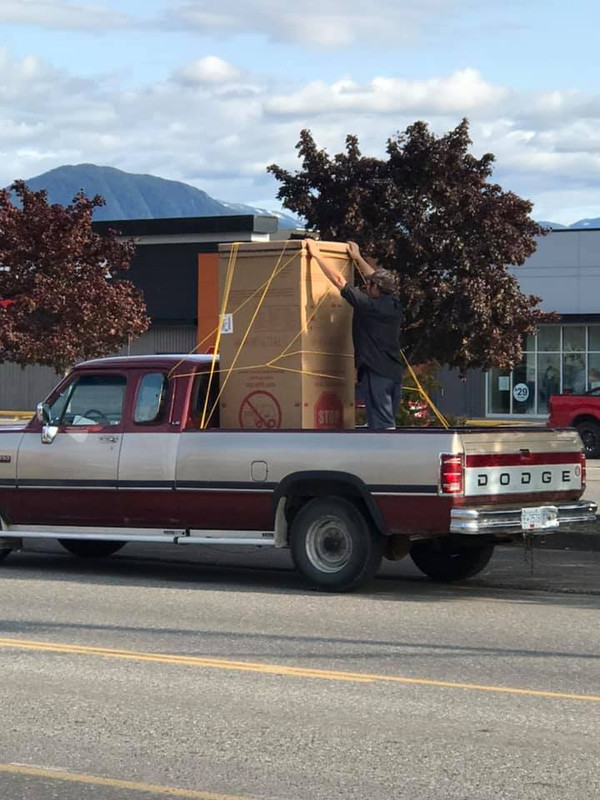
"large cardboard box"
216,240,354,429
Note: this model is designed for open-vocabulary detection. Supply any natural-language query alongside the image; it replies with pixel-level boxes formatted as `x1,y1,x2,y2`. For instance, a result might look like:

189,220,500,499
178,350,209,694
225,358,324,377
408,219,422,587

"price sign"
512,382,529,403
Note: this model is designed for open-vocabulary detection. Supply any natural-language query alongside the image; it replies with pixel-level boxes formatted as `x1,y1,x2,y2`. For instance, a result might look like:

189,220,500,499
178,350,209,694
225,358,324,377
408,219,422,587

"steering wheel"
83,408,111,424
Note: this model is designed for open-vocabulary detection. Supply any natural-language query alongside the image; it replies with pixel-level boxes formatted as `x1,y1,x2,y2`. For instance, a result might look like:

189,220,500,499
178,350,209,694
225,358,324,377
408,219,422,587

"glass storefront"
486,324,600,417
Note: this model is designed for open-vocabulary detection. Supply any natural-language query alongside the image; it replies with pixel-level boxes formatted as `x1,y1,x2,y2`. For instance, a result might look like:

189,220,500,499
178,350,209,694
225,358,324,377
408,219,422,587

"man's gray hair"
370,268,399,295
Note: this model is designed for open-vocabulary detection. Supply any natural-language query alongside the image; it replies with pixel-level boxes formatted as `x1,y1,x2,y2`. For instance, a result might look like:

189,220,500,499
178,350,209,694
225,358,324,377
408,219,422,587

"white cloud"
174,56,240,84
0,0,131,30
2,46,600,225
265,70,508,117
169,0,511,47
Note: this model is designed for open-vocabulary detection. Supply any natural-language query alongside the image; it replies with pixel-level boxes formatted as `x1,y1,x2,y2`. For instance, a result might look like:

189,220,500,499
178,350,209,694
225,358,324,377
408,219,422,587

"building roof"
92,214,278,238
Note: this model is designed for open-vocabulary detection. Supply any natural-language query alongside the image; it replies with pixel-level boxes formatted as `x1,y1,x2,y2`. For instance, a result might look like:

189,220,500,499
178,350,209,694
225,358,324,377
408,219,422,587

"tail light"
580,452,586,490
440,453,464,495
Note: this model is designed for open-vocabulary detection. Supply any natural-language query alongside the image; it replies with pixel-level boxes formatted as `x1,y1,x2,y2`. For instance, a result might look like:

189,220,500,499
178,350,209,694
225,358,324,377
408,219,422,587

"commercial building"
440,228,600,420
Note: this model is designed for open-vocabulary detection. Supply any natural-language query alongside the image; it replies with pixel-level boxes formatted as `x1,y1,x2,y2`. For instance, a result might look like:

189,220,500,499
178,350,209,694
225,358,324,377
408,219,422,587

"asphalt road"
0,540,599,800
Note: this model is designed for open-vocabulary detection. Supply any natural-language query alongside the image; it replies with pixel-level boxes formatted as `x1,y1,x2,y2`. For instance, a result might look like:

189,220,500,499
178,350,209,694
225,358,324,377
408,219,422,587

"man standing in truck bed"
306,238,403,430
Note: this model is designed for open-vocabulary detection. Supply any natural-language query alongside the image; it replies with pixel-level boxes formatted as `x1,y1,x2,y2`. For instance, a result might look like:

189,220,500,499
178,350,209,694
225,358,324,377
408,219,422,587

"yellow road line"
0,763,250,799
0,636,598,703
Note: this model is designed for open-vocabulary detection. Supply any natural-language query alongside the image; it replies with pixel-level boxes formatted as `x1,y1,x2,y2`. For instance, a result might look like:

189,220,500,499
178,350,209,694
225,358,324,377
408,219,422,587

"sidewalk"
0,412,31,425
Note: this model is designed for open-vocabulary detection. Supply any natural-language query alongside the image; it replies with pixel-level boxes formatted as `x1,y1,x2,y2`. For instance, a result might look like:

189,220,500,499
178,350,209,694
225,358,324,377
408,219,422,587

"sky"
1,0,600,224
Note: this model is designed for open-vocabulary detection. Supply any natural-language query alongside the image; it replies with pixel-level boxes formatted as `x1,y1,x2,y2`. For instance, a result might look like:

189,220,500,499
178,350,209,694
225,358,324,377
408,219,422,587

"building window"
486,324,600,417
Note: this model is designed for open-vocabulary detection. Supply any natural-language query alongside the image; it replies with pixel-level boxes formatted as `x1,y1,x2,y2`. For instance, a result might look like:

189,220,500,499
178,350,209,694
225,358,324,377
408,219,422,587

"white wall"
512,230,600,313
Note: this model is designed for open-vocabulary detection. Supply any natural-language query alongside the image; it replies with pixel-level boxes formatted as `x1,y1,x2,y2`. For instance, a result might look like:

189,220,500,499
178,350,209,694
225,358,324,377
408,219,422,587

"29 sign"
512,382,530,403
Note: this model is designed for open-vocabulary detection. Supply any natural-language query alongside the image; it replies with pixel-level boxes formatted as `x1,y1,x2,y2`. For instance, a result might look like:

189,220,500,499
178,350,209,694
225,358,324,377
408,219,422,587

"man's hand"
347,241,360,261
346,240,375,278
306,238,320,257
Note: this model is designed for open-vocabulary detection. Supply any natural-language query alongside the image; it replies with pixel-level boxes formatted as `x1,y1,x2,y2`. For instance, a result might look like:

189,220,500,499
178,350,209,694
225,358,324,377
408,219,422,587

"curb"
510,528,600,552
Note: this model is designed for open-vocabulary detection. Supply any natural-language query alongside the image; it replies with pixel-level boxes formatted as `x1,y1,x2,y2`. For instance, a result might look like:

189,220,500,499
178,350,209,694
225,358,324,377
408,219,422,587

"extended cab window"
134,373,168,424
188,372,220,428
51,374,126,427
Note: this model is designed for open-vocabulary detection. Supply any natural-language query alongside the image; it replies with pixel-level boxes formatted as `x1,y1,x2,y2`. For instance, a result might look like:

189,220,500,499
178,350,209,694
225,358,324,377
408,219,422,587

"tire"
410,539,495,582
575,420,600,459
58,539,126,558
290,496,384,592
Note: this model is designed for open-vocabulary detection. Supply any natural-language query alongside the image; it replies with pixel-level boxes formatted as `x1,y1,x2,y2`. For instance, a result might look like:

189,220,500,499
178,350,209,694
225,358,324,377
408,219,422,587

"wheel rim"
305,516,353,574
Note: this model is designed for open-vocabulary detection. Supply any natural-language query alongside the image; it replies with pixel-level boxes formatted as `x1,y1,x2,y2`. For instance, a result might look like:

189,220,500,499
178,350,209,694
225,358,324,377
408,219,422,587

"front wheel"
290,496,384,592
58,539,126,558
575,420,600,459
410,539,495,582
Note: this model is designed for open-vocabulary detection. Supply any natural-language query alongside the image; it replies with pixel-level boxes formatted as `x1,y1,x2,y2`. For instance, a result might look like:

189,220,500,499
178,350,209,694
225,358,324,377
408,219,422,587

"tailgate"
458,428,584,498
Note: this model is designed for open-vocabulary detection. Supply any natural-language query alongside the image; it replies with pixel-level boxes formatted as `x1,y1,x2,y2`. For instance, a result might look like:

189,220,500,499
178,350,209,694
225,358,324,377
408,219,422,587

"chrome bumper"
450,501,598,535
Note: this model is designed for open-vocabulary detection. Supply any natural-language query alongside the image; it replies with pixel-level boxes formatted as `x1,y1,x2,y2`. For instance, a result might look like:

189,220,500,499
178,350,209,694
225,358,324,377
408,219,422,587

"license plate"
521,506,559,532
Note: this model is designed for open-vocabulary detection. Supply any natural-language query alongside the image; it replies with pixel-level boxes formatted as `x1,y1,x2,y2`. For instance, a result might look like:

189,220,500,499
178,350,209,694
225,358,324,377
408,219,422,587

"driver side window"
51,374,127,427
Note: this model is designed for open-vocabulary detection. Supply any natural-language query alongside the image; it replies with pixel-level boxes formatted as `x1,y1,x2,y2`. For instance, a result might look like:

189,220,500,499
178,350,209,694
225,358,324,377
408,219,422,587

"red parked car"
548,389,600,458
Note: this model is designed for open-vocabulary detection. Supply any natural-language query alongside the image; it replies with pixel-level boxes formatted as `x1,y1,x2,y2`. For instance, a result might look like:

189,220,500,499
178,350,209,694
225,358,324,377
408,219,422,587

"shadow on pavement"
1,541,599,611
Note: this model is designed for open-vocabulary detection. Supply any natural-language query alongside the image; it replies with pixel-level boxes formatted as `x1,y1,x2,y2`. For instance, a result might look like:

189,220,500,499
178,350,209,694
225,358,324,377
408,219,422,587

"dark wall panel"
436,366,486,419
124,243,212,322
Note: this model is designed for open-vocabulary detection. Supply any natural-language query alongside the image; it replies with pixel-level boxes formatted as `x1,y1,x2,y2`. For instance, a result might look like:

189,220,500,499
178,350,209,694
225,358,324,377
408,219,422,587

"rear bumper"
450,501,597,535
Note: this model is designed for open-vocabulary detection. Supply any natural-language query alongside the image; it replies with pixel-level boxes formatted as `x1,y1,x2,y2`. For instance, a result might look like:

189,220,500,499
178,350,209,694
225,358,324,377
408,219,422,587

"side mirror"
37,402,58,444
36,402,51,424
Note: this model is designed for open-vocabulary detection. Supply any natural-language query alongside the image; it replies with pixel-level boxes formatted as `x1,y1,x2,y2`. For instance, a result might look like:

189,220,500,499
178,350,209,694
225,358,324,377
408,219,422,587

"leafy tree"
268,120,553,372
0,181,149,373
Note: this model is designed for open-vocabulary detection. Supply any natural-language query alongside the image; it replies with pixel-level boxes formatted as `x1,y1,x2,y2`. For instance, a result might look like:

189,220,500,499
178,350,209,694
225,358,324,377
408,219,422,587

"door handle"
99,436,119,443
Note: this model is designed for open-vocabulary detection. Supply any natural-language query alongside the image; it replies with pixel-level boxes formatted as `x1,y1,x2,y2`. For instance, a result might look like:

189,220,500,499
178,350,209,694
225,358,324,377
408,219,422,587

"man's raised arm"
347,241,375,279
305,239,347,291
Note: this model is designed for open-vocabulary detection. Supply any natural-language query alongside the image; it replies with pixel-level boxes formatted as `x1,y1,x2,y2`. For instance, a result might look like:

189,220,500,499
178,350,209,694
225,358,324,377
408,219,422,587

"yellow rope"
277,258,352,361
266,364,345,381
200,242,239,428
171,248,349,382
193,248,301,355
400,350,449,428
168,248,302,386
203,241,290,428
273,350,354,360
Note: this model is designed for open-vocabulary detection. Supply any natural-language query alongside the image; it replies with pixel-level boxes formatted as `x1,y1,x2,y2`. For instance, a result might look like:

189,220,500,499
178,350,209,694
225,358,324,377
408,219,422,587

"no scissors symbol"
239,391,282,429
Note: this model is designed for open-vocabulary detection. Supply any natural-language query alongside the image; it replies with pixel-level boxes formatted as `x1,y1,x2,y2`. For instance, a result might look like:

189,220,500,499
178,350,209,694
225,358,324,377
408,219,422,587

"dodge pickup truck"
548,390,600,459
0,354,596,591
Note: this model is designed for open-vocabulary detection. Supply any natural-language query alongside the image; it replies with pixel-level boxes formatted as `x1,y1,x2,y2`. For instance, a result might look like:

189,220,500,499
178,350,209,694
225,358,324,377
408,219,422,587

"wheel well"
285,491,372,528
274,472,387,546
572,415,600,428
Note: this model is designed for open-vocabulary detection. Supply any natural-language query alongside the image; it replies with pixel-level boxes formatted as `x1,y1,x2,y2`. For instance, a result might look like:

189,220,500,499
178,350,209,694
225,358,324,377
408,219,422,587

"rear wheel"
58,539,126,558
410,539,494,582
290,496,384,592
575,420,600,458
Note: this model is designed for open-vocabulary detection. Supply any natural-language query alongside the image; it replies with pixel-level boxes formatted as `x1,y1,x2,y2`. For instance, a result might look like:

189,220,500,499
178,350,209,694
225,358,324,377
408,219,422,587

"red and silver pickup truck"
548,390,600,459
0,355,596,591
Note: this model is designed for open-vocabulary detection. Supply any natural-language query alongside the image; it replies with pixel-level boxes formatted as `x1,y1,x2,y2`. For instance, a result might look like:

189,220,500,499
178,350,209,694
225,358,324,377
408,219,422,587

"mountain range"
538,219,600,229
10,164,301,229
8,164,600,231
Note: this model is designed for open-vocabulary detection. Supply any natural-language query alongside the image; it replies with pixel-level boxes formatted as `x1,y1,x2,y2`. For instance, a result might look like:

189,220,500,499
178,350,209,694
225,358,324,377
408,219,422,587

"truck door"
15,372,127,525
117,370,181,528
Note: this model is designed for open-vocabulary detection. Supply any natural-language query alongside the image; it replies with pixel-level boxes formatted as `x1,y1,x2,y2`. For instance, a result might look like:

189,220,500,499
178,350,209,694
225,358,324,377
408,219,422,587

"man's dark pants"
358,368,403,429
